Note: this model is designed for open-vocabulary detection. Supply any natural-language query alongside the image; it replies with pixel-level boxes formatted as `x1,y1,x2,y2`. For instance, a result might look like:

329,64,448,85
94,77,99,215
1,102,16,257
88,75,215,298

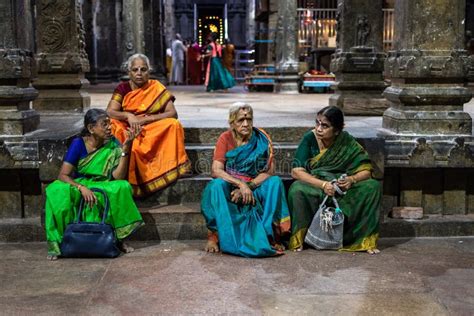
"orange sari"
110,80,191,196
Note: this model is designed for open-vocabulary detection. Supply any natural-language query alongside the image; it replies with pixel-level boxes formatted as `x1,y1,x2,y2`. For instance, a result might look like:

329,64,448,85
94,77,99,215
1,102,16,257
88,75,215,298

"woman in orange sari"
107,54,191,197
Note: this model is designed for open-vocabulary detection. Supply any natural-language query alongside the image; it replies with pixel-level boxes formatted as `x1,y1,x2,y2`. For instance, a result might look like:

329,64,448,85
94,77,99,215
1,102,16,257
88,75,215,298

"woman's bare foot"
205,230,219,253
293,246,303,252
272,242,285,252
118,241,134,253
367,248,380,255
205,240,220,253
47,255,58,261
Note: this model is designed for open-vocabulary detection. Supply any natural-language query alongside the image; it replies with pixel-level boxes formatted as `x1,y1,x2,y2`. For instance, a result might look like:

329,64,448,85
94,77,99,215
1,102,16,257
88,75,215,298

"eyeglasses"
130,67,149,73
97,119,111,129
315,120,332,130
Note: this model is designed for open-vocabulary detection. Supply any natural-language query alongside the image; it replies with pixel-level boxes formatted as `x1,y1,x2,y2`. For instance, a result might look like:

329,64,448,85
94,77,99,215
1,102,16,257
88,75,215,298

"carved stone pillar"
83,0,121,83
163,0,175,49
143,0,167,82
329,0,387,115
33,0,90,113
122,0,145,71
274,0,299,94
246,0,256,48
0,0,39,135
380,0,473,215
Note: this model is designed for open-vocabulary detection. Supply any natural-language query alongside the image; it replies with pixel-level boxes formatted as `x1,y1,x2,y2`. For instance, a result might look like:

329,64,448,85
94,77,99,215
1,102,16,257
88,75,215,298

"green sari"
288,130,381,251
45,139,144,256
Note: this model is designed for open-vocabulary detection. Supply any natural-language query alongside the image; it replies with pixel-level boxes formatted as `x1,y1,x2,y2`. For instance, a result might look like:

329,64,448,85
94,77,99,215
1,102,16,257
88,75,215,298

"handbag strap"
319,194,342,214
76,187,110,224
331,196,342,213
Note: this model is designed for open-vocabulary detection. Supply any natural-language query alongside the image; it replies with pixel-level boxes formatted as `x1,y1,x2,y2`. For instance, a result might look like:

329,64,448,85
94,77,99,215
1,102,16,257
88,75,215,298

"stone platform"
0,238,473,314
1,84,474,242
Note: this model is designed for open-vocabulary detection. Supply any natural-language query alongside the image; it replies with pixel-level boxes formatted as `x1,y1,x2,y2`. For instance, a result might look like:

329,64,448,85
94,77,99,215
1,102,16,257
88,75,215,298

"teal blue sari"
201,128,291,258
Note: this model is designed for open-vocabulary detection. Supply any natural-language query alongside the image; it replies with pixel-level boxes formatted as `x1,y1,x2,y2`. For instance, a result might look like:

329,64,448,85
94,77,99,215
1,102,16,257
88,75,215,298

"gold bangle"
76,184,83,191
351,176,357,184
322,181,328,190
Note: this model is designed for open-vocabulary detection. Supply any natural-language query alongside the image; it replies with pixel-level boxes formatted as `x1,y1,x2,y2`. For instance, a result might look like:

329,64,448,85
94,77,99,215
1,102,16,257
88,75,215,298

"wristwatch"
121,151,129,157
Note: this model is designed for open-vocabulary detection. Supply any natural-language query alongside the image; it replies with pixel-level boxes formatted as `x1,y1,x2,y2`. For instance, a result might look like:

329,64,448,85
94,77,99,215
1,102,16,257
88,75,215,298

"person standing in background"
187,39,203,85
171,33,187,85
222,38,235,76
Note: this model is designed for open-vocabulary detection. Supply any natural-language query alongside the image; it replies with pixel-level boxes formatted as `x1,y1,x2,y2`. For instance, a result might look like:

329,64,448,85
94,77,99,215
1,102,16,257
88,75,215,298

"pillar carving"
380,0,473,216
329,0,387,115
0,0,39,135
33,0,90,112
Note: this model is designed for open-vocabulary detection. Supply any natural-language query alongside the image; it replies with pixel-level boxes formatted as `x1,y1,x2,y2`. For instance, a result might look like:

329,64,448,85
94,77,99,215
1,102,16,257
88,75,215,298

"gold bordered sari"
288,131,381,251
111,80,191,196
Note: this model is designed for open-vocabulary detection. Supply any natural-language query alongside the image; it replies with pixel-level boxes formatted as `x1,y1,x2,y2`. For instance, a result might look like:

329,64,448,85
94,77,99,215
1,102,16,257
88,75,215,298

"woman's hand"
230,188,242,203
322,181,336,197
122,125,142,153
337,177,353,191
238,182,255,205
127,113,144,130
78,185,97,207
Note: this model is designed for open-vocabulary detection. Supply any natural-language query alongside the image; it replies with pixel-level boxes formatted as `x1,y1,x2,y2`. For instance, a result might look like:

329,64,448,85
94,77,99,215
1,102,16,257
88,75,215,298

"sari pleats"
201,128,290,258
112,118,191,197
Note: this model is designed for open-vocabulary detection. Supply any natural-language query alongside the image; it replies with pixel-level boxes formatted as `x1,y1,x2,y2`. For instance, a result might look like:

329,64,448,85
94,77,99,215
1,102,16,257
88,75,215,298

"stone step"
183,136,384,177
1,211,473,243
133,203,207,241
184,127,310,144
186,143,297,175
134,176,293,207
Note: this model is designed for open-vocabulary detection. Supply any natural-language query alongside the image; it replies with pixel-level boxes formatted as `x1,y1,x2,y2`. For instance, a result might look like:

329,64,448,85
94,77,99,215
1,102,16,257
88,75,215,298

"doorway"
196,6,225,46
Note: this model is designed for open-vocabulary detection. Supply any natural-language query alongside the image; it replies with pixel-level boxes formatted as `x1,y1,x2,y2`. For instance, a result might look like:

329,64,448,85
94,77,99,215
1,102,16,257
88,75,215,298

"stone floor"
1,237,473,315
3,85,473,315
87,84,474,137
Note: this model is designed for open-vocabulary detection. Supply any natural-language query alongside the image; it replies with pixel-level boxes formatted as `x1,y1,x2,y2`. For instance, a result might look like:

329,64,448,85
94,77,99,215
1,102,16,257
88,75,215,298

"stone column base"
275,73,299,94
34,90,91,113
329,92,387,116
33,75,90,113
0,110,39,135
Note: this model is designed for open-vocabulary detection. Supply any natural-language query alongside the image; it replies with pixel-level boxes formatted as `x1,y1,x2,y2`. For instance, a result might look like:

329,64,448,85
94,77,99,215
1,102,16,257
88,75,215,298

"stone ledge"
2,213,473,243
380,214,474,238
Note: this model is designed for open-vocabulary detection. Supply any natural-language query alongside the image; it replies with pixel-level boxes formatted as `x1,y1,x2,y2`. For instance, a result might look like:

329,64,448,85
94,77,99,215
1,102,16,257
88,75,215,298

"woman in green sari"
288,106,381,254
45,109,144,260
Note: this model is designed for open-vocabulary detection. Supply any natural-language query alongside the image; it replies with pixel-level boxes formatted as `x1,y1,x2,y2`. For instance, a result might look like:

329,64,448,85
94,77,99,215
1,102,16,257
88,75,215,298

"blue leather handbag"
60,188,120,258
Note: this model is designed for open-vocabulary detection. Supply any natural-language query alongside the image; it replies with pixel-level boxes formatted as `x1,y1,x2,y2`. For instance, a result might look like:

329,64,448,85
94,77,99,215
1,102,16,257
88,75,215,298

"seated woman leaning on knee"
44,109,144,260
288,105,381,254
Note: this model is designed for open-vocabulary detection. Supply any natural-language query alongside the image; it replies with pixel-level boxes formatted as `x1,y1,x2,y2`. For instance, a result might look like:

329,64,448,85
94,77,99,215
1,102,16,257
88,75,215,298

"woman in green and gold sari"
288,106,381,254
45,109,144,260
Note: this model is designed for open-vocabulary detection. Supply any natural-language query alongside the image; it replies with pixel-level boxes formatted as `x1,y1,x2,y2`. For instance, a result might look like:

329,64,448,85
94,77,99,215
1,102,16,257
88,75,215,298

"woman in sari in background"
200,32,235,92
201,102,291,258
288,106,381,254
187,39,203,85
45,109,144,260
107,54,191,197
222,38,235,75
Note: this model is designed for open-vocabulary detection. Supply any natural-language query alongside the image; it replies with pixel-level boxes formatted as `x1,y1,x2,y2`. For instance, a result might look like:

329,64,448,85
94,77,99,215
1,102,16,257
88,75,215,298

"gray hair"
126,53,152,72
81,109,108,136
228,102,253,124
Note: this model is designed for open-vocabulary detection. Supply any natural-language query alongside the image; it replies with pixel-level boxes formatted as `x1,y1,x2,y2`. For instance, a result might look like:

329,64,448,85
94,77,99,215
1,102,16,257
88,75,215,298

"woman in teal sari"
200,32,235,92
45,109,144,260
288,106,381,254
201,102,291,257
